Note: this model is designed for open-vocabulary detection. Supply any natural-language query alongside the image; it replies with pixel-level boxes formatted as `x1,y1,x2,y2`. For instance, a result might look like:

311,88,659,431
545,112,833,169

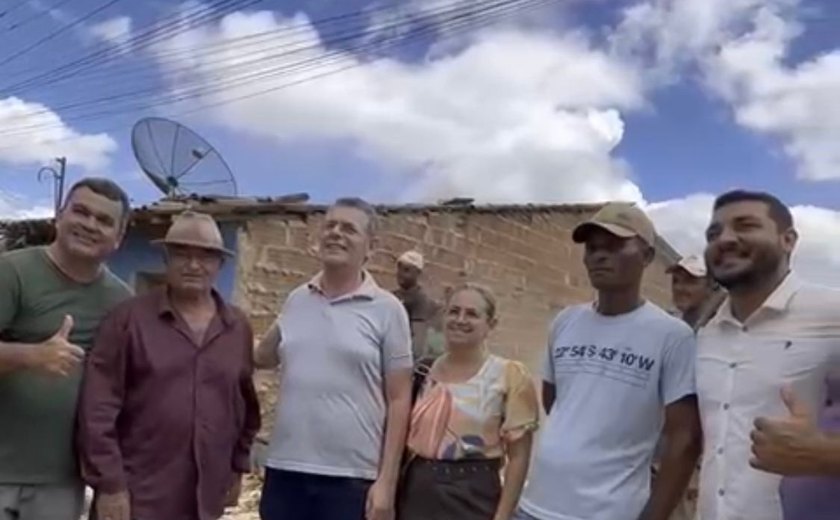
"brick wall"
235,206,675,373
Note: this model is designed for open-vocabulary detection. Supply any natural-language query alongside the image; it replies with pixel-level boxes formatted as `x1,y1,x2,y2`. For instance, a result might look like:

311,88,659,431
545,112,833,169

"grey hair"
330,197,378,235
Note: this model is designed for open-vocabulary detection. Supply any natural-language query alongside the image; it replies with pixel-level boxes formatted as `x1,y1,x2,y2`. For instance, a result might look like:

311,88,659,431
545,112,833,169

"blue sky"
1,0,840,281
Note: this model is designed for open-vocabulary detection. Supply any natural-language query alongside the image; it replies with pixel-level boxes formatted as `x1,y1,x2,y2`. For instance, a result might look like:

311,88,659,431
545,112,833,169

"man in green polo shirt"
0,177,133,520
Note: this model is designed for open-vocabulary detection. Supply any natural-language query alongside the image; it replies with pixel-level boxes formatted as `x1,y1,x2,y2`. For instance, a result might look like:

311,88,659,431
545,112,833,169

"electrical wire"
5,0,77,31
0,0,124,68
0,0,260,92
0,0,552,143
1,0,545,134
0,0,31,20
6,0,525,119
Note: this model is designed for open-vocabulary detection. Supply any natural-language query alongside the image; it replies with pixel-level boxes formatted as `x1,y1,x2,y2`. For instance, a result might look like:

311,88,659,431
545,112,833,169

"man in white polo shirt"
516,202,702,520
254,197,413,520
695,189,840,520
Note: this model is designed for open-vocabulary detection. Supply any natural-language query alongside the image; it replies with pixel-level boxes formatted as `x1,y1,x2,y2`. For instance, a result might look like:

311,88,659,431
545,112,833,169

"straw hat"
152,210,234,256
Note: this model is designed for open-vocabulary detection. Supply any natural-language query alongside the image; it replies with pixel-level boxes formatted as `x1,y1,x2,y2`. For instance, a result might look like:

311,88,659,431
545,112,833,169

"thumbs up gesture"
30,315,85,377
749,385,824,476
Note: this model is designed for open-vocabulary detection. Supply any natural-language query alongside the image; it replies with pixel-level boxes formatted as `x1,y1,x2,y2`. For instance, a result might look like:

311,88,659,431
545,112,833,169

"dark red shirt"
77,289,261,520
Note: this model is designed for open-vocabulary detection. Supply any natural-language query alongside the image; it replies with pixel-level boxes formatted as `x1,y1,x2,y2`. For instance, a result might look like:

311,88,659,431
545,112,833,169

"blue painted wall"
107,222,241,300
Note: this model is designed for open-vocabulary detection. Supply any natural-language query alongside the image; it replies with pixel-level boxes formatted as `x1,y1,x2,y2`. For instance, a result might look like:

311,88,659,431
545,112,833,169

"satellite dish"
131,117,238,199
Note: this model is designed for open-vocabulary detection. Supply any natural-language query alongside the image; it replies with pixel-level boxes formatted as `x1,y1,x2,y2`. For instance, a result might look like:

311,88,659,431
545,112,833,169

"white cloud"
647,194,840,287
0,97,117,172
615,0,840,182
152,10,645,203
87,16,133,53
703,8,840,181
611,0,794,82
0,191,53,220
145,2,840,285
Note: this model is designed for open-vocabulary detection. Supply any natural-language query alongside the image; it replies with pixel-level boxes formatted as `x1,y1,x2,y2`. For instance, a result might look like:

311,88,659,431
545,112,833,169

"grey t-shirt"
266,273,412,480
519,302,696,520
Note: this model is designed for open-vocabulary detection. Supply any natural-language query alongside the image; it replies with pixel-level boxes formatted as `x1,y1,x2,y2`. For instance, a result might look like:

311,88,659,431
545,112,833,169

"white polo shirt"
696,273,840,520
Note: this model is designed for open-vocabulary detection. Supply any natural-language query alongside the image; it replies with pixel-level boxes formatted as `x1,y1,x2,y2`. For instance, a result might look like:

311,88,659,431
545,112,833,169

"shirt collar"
156,287,235,326
708,271,802,327
308,270,379,302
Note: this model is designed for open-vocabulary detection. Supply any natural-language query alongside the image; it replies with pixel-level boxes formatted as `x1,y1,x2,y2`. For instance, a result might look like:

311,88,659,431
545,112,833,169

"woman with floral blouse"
398,283,540,520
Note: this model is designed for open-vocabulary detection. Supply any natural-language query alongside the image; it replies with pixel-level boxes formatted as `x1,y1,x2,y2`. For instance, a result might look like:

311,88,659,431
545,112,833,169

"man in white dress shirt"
695,189,840,520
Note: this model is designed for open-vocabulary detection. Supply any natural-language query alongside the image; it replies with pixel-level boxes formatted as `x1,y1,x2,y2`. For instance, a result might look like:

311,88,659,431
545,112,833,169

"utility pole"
37,157,67,217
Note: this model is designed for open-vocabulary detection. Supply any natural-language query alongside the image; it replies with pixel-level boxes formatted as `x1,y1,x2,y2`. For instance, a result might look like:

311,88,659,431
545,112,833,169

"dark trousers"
259,468,372,520
397,457,502,520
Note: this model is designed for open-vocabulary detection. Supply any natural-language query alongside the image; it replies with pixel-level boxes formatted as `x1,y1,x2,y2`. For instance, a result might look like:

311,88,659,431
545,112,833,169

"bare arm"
542,381,556,415
494,432,534,520
377,367,412,488
638,396,702,520
254,322,281,369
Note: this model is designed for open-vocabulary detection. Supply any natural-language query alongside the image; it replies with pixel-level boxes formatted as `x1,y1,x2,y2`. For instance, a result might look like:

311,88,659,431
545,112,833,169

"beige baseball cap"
666,254,707,277
397,250,424,270
572,202,657,247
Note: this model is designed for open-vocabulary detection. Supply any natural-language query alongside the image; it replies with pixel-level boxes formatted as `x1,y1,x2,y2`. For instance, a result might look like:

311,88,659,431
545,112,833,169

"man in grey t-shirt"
515,202,702,520
254,197,413,520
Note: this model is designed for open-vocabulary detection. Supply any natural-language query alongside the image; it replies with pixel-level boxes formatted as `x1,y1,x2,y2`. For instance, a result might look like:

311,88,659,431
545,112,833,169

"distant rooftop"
0,194,681,262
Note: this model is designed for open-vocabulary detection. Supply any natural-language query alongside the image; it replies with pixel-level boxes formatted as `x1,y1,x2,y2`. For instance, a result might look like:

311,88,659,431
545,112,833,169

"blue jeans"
259,468,372,520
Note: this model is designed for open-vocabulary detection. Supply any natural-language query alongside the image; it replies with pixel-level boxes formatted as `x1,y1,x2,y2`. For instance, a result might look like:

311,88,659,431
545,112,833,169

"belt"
412,456,502,475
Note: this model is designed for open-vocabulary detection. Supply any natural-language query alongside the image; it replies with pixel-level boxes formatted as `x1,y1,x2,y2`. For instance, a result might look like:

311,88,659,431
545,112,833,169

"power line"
0,0,550,141
3,0,525,123
9,0,497,111
0,0,260,92
0,0,31,20
5,0,77,31
0,0,124,68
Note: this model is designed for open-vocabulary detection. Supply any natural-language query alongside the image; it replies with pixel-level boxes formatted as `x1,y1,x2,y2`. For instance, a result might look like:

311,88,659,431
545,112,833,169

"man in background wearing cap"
667,255,725,331
77,211,261,520
516,202,702,520
655,255,724,520
393,250,442,360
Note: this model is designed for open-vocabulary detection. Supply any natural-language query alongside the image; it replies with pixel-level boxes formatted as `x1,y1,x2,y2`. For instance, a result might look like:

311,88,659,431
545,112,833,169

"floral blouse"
407,355,540,460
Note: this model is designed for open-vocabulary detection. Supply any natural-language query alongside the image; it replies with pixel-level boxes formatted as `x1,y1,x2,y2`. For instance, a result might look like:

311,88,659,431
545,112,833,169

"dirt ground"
221,370,277,519
220,473,263,520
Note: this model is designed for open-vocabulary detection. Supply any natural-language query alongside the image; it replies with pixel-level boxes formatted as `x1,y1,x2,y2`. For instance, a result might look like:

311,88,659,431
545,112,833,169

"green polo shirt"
0,246,132,484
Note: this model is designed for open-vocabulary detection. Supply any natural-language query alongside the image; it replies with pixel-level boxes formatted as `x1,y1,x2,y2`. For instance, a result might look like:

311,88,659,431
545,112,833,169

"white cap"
398,250,424,270
667,254,707,278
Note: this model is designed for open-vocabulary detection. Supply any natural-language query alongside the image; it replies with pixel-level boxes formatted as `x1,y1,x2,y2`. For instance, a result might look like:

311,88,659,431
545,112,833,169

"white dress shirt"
696,273,840,520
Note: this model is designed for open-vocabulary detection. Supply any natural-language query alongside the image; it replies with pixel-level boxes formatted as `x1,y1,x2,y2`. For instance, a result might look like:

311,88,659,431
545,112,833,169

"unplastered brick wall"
235,205,675,374
234,204,677,474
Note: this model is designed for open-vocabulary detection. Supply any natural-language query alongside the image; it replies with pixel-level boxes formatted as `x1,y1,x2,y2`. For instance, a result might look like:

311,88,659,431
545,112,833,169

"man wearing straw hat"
77,211,261,520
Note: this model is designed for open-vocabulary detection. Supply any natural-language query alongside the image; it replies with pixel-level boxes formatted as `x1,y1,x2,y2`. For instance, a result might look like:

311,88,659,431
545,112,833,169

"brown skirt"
397,456,502,520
